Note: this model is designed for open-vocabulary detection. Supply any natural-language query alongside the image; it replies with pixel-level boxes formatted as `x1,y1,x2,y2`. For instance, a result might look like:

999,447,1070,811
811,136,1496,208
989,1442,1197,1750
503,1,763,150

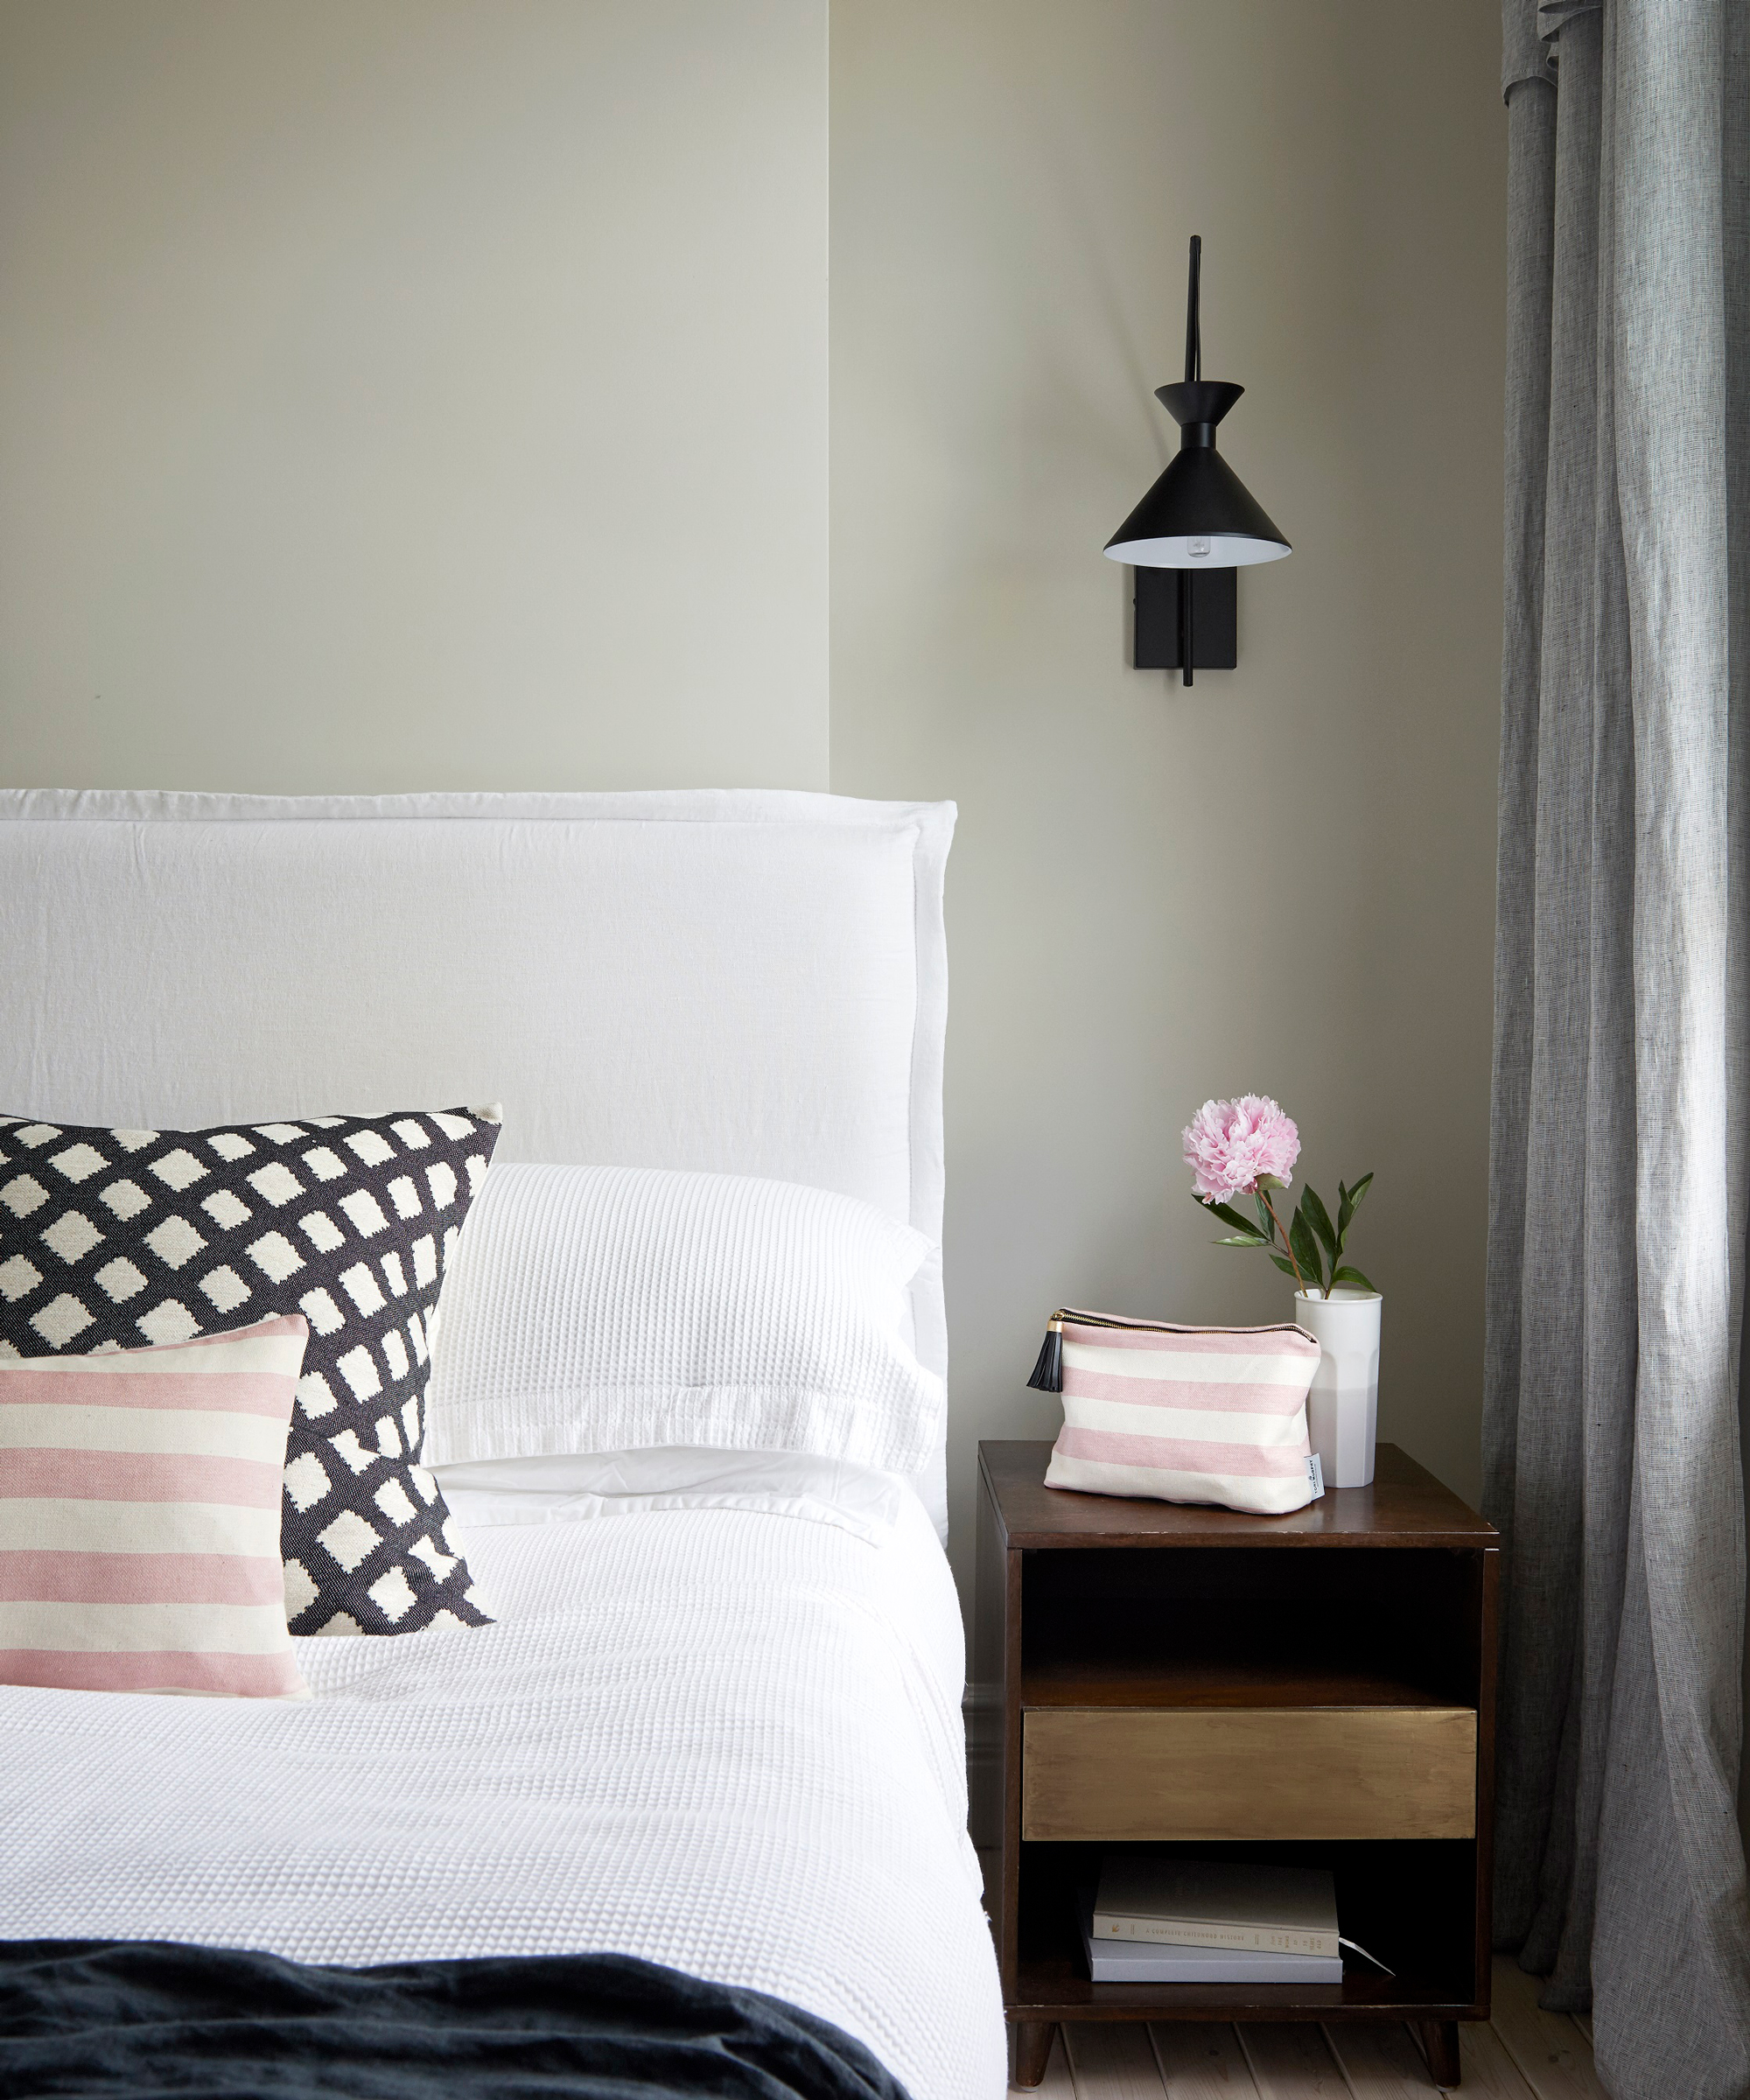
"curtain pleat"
1490,4,1750,2095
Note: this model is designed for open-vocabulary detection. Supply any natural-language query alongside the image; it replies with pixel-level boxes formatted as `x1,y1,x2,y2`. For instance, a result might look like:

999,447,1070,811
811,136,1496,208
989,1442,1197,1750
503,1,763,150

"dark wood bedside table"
975,1439,1498,2090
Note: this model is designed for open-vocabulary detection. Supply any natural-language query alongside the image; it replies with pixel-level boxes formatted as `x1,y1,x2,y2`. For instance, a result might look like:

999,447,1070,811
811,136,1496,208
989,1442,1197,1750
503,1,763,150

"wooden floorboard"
1325,2020,1447,2096
1488,1959,1610,2100
1148,2022,1258,2096
1456,2020,1539,2098
1064,2021,1172,2098
1237,2022,1348,2097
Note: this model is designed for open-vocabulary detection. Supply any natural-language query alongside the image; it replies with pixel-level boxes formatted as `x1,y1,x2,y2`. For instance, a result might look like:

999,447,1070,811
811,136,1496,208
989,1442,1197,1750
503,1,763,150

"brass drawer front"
1022,1706,1477,1842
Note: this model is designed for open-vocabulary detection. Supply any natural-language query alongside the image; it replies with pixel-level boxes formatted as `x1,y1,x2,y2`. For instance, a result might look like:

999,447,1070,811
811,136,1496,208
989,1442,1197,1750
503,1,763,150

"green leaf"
1196,1197,1264,1239
1332,1264,1377,1292
1255,1172,1287,1191
1254,1194,1276,1242
1335,1172,1373,1247
1214,1233,1271,1248
1267,1251,1301,1279
1289,1208,1324,1294
1300,1185,1339,1260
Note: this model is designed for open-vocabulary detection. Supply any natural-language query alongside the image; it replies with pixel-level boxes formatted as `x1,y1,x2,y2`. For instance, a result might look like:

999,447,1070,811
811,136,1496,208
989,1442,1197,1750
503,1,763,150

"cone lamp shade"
1105,238,1290,572
1104,382,1290,568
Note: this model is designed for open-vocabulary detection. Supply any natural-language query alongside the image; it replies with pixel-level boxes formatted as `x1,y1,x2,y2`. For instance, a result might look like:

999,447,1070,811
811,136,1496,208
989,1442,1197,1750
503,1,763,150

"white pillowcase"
433,1447,916,1545
424,1163,945,1474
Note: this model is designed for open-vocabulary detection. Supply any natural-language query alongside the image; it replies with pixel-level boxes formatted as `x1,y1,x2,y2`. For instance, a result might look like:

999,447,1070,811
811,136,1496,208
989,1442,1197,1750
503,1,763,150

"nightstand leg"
1418,2019,1461,2086
1013,2021,1057,2089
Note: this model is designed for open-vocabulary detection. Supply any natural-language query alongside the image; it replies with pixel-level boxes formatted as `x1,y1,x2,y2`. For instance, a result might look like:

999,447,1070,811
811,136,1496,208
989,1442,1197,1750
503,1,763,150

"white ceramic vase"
1293,1287,1381,1488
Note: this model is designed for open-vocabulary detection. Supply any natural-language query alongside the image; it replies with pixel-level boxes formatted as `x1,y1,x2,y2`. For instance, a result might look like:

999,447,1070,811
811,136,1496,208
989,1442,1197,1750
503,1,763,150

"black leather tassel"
1026,1320,1064,1393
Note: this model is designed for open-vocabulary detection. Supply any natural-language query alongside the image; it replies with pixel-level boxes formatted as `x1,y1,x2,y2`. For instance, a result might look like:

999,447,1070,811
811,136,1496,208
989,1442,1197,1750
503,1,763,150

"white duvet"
0,1467,1005,2100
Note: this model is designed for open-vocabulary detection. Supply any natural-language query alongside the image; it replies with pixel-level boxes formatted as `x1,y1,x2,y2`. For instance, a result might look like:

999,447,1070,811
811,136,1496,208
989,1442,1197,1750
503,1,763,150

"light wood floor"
1010,1960,1606,2098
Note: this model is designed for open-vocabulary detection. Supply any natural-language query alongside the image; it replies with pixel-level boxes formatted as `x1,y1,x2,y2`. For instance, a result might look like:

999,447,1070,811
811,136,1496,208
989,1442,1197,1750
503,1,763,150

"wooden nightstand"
975,1439,1498,2090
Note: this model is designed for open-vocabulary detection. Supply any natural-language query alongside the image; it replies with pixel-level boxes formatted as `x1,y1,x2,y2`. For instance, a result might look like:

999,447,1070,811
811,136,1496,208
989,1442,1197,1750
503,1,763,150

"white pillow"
433,1447,916,1546
423,1163,945,1474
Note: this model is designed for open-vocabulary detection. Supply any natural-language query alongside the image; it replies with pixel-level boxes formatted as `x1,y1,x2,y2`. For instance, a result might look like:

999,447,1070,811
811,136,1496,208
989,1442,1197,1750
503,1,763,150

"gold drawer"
1021,1706,1477,1842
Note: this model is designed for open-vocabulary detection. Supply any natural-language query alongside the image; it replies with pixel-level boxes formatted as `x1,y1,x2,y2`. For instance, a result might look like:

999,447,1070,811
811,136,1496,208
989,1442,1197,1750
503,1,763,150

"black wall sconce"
1105,235,1290,683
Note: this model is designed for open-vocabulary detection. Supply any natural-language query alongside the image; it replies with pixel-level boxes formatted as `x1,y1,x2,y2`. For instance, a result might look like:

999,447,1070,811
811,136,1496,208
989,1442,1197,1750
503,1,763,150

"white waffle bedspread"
0,1483,1004,2100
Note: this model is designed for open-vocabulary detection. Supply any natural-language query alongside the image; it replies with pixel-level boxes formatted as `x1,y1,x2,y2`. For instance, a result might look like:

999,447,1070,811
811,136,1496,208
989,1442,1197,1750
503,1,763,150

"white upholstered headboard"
0,788,954,1534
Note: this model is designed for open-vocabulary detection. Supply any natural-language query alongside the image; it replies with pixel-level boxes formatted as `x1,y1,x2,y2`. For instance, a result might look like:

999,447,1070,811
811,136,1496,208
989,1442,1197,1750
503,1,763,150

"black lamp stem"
1180,233,1202,687
1183,233,1202,388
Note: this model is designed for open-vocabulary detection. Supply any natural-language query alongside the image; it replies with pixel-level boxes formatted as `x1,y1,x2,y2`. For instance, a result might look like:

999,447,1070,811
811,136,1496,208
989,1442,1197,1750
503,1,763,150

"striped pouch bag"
1030,1309,1324,1516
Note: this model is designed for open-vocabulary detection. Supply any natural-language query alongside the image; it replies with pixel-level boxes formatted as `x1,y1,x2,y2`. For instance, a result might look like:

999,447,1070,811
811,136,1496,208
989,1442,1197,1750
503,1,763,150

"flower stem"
1260,1191,1308,1292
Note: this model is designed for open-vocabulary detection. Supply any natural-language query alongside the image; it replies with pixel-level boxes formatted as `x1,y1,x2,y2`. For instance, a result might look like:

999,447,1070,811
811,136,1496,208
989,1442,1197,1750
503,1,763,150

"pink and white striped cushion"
0,1313,310,1697
1045,1319,1323,1516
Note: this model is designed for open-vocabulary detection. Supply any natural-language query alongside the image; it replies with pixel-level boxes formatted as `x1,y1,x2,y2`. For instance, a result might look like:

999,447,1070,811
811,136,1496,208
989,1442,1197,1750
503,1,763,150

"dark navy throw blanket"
0,1941,914,2100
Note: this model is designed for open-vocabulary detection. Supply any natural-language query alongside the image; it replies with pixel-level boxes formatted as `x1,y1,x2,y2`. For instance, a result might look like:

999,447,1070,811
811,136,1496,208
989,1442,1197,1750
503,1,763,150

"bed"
0,788,1004,2100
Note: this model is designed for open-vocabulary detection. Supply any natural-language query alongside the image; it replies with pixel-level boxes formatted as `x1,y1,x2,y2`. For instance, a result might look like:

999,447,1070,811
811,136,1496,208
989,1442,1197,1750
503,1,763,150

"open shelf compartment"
1012,1838,1480,2021
1020,1544,1487,1712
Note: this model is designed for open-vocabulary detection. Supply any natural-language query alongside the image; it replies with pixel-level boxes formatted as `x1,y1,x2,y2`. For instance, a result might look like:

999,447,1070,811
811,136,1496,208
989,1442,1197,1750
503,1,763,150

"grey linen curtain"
1488,4,1750,2095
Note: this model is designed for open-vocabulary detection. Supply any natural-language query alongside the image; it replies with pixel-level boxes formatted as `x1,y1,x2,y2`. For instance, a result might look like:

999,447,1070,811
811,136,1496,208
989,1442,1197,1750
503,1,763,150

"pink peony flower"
1182,1095,1301,1204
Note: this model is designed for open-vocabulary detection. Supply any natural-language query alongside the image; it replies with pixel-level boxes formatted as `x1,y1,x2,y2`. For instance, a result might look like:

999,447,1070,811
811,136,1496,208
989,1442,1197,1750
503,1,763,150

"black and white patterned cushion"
0,1105,501,1636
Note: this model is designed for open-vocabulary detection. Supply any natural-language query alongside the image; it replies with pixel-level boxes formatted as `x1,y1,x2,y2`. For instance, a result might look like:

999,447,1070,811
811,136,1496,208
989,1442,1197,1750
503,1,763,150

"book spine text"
1090,1913,1337,1958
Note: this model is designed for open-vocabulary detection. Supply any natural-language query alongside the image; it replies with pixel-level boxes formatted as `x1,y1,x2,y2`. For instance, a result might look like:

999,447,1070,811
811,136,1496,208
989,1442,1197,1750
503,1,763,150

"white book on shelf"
1093,1855,1340,1958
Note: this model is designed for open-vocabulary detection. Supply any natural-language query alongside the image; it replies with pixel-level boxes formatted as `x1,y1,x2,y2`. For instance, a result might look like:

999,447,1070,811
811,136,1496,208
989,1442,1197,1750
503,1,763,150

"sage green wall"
0,0,828,791
829,0,1507,1598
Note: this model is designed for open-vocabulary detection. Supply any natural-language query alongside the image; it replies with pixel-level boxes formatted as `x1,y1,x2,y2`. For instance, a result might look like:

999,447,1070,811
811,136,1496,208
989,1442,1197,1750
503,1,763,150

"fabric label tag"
1307,1452,1326,1500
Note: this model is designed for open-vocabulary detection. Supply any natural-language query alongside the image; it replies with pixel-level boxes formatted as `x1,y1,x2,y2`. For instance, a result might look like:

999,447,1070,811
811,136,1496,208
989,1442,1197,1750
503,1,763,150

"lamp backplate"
1132,564,1237,673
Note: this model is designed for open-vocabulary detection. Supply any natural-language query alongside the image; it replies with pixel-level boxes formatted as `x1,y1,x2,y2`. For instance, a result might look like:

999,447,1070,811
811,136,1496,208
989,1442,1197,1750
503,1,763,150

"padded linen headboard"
0,788,954,1534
